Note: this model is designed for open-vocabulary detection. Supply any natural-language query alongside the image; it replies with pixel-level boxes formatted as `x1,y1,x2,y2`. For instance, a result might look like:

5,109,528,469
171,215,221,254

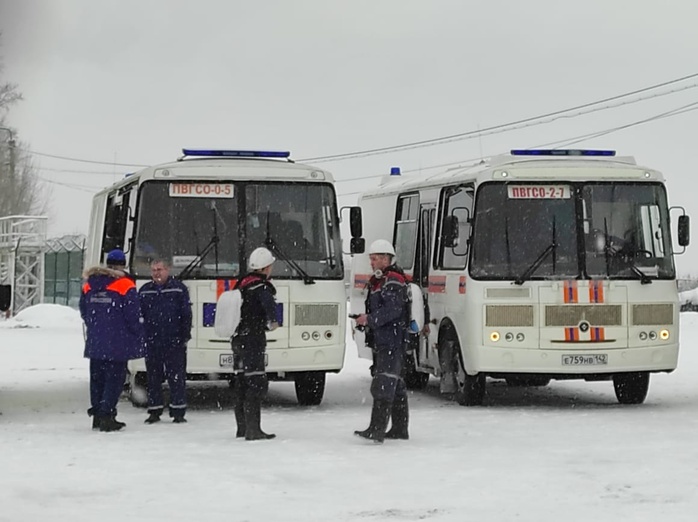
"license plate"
562,354,608,366
219,354,235,367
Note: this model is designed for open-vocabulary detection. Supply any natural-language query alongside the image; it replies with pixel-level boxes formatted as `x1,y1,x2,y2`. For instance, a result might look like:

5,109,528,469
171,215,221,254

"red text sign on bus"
169,183,234,198
507,185,570,199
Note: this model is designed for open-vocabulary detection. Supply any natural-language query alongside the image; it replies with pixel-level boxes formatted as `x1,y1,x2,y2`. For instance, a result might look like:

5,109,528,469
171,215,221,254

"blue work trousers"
145,341,187,417
89,359,128,418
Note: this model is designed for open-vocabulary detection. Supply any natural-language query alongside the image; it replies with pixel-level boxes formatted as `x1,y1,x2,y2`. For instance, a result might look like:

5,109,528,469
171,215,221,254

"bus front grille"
294,304,339,326
485,305,534,327
632,304,673,325
545,305,622,326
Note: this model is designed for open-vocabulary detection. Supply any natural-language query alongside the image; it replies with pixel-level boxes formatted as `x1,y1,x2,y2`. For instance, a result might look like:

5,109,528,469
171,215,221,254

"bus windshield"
470,182,675,281
132,181,343,280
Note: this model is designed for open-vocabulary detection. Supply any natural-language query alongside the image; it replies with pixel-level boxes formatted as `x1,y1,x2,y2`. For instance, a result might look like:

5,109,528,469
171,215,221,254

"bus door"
414,204,436,370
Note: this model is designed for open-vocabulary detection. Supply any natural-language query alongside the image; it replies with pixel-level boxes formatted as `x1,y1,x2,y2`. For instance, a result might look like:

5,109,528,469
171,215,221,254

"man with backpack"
354,239,411,444
230,247,279,441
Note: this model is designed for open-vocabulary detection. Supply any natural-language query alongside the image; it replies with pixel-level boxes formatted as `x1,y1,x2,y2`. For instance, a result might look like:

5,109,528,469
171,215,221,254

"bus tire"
456,371,486,406
294,371,326,406
613,372,649,404
128,371,148,408
404,352,430,390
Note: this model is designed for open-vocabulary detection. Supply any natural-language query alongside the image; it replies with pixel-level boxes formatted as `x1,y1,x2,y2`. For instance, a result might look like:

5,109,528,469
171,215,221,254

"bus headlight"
312,331,321,341
505,332,514,342
301,332,310,341
490,332,500,342
659,329,670,340
648,331,657,341
516,333,525,342
639,332,648,341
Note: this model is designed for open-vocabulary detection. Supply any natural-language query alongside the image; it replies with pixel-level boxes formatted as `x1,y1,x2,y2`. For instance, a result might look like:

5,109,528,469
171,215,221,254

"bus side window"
102,192,129,254
437,185,473,269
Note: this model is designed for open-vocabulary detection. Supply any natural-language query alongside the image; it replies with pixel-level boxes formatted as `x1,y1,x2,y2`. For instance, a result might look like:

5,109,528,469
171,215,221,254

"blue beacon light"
182,149,291,158
510,149,616,157
390,167,401,175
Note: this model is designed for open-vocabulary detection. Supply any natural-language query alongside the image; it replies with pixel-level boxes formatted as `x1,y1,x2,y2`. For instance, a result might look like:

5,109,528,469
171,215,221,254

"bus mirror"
678,215,690,247
350,207,363,238
350,237,365,254
443,215,459,247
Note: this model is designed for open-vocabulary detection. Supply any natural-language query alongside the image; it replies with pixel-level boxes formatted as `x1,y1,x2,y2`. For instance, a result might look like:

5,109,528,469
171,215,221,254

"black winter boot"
234,401,246,438
88,408,99,430
354,400,392,444
384,394,409,440
144,412,161,424
99,416,126,432
244,398,275,441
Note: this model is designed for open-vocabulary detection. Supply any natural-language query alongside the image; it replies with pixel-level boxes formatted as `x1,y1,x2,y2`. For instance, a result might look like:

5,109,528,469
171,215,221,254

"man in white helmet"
354,239,411,443
230,246,279,440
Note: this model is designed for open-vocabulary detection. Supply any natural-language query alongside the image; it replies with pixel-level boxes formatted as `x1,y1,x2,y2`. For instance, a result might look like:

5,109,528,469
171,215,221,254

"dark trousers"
370,346,407,402
89,359,128,418
145,341,187,417
232,334,268,400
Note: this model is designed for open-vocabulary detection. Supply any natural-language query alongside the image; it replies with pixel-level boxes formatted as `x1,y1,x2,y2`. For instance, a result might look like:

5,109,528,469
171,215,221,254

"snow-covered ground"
1,304,697,522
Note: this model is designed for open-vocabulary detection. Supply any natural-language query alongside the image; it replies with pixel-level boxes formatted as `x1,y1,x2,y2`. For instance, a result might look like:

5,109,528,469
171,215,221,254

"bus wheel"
128,371,148,408
613,372,650,404
404,352,430,390
453,345,485,406
294,371,326,406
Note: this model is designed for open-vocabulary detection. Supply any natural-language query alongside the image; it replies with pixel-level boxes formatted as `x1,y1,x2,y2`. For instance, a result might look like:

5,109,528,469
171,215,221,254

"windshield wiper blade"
178,234,219,280
514,241,557,285
264,214,314,284
514,218,557,285
265,236,315,285
604,246,652,284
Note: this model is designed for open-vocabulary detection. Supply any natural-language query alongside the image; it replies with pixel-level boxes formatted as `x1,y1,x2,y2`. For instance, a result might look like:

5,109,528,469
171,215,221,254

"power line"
334,99,698,197
299,72,698,163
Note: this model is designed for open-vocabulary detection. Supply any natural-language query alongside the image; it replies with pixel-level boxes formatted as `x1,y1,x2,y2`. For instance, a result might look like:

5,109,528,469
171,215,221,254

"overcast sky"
1,0,698,274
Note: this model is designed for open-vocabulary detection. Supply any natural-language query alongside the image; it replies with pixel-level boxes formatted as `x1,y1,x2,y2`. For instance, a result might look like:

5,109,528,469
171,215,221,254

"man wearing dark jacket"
354,239,410,444
139,259,192,424
230,247,279,441
80,249,144,432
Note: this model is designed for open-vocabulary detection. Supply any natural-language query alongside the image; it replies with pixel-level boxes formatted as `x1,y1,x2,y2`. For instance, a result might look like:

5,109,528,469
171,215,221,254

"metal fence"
44,235,85,309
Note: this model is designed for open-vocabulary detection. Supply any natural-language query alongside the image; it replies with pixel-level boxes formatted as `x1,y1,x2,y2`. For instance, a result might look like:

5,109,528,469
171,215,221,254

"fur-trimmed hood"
83,266,125,279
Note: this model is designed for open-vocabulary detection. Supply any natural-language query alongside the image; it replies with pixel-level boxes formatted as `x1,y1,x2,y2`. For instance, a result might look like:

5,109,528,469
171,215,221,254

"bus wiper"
514,218,557,285
178,234,219,280
265,215,315,285
514,241,558,285
604,244,652,285
601,222,651,285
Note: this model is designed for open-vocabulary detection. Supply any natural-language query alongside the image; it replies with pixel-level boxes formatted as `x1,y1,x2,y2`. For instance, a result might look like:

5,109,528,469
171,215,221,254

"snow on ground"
1,305,697,522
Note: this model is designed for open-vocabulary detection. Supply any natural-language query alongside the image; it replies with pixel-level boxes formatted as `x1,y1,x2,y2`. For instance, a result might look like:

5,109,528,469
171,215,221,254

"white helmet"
248,247,276,270
368,239,396,257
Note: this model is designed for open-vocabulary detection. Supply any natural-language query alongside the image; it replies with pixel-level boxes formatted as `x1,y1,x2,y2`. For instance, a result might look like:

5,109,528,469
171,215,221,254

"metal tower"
0,215,47,315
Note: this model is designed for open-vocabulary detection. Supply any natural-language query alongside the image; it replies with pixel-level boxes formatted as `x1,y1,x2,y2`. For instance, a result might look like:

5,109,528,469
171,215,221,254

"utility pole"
0,126,16,215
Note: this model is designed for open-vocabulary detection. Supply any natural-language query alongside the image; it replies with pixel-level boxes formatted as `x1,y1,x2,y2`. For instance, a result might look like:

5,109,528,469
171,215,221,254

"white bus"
349,149,690,405
85,149,350,405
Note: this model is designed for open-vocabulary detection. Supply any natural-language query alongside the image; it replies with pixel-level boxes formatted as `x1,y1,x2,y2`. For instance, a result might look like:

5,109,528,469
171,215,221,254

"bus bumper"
474,343,679,375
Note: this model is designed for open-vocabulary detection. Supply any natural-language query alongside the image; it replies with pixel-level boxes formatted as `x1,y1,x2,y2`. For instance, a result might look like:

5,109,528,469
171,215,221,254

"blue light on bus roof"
182,149,291,158
510,149,616,157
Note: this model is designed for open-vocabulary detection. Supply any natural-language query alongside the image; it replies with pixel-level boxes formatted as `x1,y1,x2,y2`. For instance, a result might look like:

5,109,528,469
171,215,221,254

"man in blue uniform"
354,239,410,444
139,259,193,424
231,247,279,441
80,249,144,432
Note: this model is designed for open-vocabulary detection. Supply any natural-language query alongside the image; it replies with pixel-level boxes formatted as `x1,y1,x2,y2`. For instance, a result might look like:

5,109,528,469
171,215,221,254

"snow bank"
0,303,83,329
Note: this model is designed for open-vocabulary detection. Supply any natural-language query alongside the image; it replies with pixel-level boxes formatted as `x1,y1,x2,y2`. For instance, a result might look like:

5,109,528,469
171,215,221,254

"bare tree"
0,36,47,216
